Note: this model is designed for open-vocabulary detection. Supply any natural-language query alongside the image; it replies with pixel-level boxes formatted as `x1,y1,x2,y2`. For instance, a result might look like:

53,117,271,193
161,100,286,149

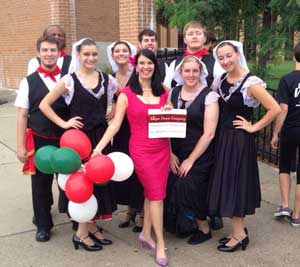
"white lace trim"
62,72,118,105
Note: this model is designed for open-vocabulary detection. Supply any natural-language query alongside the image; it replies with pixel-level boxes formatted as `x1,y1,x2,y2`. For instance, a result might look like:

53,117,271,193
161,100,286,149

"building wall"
0,0,174,89
75,0,119,41
0,0,51,88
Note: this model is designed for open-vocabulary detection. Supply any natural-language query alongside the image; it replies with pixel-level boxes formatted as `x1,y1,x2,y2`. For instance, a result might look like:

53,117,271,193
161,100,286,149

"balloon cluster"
34,129,134,223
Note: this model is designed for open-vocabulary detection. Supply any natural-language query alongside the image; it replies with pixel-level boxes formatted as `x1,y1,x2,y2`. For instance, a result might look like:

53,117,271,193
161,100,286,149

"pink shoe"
138,233,155,250
155,257,169,266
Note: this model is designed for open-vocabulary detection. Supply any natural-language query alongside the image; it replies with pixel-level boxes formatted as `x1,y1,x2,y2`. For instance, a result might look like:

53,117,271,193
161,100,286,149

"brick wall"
0,0,175,89
0,0,51,89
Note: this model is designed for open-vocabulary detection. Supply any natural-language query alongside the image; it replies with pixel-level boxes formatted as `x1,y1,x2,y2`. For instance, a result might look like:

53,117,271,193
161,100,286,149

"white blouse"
61,72,118,105
211,74,266,108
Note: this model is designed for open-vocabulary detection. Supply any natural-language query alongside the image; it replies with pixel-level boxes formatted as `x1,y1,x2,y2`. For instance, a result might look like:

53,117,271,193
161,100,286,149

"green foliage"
155,0,300,78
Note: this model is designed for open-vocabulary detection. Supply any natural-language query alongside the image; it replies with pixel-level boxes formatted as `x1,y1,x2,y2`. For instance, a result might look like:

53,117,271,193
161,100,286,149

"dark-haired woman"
40,38,118,251
106,41,144,232
94,49,170,266
208,40,280,252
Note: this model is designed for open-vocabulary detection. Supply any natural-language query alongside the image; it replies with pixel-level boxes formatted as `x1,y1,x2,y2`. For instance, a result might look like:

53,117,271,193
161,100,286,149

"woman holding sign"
94,49,170,266
164,56,219,245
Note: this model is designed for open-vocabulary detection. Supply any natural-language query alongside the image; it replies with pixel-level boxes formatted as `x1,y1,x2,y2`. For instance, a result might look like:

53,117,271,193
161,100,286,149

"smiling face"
180,58,201,88
216,44,240,73
135,55,155,80
46,26,66,50
112,43,131,65
77,44,98,69
38,41,59,70
138,35,158,53
184,26,206,52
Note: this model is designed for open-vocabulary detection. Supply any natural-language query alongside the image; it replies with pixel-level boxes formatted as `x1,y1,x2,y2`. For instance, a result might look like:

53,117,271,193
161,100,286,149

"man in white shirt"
27,25,73,76
15,35,69,242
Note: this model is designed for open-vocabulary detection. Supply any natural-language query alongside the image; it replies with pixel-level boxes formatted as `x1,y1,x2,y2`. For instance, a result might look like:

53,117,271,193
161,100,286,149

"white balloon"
107,152,134,182
68,194,98,223
57,173,70,190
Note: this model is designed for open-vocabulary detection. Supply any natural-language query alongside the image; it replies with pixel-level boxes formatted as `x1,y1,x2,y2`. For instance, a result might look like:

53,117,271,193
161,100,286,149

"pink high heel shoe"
138,233,155,250
155,257,169,267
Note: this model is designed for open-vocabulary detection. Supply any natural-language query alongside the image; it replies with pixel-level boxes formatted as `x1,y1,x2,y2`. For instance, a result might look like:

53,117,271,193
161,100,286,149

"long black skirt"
164,163,210,235
208,128,261,217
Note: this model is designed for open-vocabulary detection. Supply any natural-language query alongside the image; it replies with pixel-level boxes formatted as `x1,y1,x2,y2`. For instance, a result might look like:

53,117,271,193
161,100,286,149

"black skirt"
208,128,261,217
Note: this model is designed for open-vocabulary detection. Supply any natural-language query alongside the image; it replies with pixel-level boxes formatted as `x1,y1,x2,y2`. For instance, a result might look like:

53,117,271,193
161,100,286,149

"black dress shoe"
132,225,143,233
209,216,224,230
187,230,212,245
217,236,249,252
89,233,112,245
35,229,50,242
219,228,248,244
72,235,103,251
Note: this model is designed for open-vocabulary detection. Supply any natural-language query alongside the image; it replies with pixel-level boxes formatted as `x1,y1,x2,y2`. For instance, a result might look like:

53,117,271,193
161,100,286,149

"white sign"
148,109,187,138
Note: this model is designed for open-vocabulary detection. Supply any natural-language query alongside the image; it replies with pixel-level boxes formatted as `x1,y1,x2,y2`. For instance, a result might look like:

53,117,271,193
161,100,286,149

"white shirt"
14,73,62,109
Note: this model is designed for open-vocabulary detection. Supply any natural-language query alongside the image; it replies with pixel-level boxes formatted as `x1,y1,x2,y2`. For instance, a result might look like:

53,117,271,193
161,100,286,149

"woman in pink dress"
94,49,170,266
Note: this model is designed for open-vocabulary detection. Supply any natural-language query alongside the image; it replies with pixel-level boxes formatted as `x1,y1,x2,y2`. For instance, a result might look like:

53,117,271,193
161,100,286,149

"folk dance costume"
164,60,219,236
61,71,118,218
165,48,224,89
208,69,266,218
15,67,69,232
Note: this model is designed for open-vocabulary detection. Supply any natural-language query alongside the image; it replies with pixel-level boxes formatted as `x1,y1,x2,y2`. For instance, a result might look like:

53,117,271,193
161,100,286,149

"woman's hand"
17,146,28,163
170,152,180,174
270,134,279,149
106,110,115,121
178,158,194,177
62,116,83,129
233,115,254,133
161,103,173,111
91,148,102,157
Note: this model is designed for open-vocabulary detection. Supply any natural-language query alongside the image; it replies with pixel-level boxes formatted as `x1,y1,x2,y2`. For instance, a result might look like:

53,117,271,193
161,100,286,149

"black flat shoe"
219,227,248,244
209,216,224,230
187,230,212,245
89,233,112,245
36,229,50,242
217,236,249,252
72,235,103,251
119,211,137,228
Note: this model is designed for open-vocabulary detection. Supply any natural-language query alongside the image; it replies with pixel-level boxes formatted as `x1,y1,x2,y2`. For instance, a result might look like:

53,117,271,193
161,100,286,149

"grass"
258,60,295,89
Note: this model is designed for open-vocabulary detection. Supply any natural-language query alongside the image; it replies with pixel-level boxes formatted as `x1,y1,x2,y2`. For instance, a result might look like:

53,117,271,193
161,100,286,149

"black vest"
27,72,69,136
171,54,215,88
69,71,109,132
36,55,72,76
170,85,212,161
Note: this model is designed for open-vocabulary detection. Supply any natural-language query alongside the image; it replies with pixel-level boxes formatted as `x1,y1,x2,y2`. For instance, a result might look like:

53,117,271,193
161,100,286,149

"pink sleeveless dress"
122,86,170,200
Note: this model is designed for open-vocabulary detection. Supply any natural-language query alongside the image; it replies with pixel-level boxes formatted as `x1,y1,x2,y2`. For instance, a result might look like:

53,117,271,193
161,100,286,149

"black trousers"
31,135,59,231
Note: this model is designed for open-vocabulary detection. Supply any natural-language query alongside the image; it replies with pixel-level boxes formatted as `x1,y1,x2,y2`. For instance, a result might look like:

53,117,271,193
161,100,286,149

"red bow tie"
36,65,61,82
184,48,209,59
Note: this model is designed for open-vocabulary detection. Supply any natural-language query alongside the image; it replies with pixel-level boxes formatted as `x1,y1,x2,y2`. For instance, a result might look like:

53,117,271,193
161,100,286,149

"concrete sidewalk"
0,90,299,267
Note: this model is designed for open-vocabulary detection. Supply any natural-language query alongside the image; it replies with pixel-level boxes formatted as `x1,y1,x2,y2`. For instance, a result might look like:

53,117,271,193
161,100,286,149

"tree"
155,0,300,78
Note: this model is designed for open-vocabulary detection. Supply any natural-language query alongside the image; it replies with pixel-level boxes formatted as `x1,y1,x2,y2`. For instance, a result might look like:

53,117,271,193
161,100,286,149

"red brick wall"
0,0,51,88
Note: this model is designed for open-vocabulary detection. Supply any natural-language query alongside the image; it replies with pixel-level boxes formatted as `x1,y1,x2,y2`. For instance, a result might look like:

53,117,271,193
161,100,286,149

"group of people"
15,20,299,266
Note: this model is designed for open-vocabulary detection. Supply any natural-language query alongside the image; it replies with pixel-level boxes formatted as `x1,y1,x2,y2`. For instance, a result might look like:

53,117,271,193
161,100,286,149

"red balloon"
65,171,94,203
60,129,92,160
85,154,115,184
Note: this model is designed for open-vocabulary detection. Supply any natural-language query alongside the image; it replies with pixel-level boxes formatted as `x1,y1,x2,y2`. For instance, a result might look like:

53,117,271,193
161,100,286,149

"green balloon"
50,147,81,174
34,145,58,174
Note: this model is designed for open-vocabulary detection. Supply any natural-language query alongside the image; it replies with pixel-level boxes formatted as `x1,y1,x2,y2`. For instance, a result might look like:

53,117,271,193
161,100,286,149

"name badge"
148,109,187,138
